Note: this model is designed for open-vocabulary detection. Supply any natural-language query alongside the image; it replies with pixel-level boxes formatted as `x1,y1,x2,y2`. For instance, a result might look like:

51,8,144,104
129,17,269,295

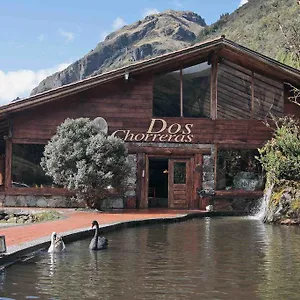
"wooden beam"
210,52,218,120
128,145,211,155
215,190,263,198
2,187,73,196
12,138,48,144
180,67,183,117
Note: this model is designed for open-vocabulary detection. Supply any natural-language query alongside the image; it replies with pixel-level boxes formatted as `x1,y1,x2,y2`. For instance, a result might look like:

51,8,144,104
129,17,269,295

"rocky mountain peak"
30,10,206,96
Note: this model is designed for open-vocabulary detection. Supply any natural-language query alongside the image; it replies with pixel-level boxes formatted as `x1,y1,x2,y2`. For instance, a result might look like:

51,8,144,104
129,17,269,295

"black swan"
48,232,66,252
89,220,108,250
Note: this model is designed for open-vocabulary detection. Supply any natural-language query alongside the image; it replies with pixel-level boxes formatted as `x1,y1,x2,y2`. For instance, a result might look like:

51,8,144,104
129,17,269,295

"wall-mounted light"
124,71,129,81
0,235,7,255
163,169,168,174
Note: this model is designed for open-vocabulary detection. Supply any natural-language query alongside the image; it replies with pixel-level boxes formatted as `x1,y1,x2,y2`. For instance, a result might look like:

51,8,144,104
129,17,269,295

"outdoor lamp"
0,235,7,254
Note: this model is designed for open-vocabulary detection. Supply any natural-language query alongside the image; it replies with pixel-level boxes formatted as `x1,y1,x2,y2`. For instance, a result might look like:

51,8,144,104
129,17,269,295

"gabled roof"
1,36,300,115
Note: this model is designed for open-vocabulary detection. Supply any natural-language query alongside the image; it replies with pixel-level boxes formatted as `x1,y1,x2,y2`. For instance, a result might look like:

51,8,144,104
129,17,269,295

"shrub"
257,116,300,185
41,118,130,209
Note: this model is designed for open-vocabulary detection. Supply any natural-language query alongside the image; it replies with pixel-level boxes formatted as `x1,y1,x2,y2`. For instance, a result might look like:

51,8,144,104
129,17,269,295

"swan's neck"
94,224,99,248
94,224,99,237
51,234,56,245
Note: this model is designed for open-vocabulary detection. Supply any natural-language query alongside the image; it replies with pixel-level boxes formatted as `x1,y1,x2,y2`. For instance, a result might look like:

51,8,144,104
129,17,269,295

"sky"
0,0,248,104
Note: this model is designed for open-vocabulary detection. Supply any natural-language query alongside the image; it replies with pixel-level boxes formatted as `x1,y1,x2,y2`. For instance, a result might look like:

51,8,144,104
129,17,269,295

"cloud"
0,63,70,104
239,0,248,7
170,0,182,8
112,17,126,30
99,17,126,41
58,29,74,43
142,8,159,18
100,31,108,41
38,34,45,42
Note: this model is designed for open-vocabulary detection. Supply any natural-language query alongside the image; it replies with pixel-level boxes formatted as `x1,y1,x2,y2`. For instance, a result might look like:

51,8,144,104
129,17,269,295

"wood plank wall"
217,60,284,120
11,72,275,148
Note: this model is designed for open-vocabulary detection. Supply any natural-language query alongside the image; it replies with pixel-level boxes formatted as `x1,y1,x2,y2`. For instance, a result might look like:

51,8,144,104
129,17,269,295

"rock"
206,205,214,212
36,198,48,208
263,182,300,224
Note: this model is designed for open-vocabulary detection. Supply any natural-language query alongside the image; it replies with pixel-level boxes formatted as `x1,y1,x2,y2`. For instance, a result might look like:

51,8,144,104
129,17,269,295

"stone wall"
0,194,83,208
202,154,215,191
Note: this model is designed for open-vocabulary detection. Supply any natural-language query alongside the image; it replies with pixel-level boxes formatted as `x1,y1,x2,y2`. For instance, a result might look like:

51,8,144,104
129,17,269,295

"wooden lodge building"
0,36,299,210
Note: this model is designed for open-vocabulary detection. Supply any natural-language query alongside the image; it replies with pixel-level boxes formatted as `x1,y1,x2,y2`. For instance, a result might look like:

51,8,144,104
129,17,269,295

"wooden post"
4,138,12,191
180,68,183,117
210,53,219,120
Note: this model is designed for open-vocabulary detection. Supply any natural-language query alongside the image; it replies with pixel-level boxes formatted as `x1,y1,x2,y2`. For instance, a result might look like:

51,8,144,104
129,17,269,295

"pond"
1,217,300,300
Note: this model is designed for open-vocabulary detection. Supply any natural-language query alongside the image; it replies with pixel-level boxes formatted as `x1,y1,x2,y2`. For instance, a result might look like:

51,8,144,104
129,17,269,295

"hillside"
30,10,206,95
195,0,299,66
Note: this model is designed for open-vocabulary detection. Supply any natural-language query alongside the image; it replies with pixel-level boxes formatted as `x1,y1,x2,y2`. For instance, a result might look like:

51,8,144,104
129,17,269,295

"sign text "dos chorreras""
111,118,193,143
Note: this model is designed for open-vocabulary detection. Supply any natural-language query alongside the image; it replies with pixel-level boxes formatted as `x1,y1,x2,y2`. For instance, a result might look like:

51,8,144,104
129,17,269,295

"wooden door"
168,159,191,209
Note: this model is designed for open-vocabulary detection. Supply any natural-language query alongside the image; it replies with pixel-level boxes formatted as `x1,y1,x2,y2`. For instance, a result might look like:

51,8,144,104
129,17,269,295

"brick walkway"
0,208,200,250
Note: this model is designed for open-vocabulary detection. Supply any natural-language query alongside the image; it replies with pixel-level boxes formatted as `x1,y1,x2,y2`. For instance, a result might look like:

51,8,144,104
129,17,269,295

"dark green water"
1,217,300,300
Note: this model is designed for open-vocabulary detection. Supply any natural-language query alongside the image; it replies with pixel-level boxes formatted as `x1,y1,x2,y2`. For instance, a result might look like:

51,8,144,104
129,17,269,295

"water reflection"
1,218,300,300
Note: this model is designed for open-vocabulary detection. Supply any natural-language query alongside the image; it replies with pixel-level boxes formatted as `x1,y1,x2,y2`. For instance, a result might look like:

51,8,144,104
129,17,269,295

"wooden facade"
0,37,300,209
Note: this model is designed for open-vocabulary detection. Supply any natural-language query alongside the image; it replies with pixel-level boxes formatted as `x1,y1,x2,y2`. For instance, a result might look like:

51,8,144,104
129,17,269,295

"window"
153,62,211,118
12,144,54,188
216,149,264,191
174,162,186,184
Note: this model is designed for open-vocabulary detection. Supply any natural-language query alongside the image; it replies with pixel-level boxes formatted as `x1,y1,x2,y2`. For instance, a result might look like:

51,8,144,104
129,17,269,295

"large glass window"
153,70,180,117
153,62,211,118
12,144,53,188
216,149,264,191
183,64,211,117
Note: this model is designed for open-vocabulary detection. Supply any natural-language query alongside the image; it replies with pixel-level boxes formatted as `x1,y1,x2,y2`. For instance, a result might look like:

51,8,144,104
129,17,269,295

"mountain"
195,0,299,67
31,1,300,96
30,10,206,95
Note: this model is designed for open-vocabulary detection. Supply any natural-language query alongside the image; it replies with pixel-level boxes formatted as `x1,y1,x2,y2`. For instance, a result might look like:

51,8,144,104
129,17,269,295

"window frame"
152,59,212,118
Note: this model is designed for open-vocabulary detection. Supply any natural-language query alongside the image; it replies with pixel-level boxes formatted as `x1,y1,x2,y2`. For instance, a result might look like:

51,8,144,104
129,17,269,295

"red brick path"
0,209,196,248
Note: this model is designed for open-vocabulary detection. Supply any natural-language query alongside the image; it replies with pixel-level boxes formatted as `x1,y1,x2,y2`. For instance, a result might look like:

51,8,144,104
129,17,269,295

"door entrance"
148,158,168,208
139,151,205,209
147,157,192,209
168,159,191,209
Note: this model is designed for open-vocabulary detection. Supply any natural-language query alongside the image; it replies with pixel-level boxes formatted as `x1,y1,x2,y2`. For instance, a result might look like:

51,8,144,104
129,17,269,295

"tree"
41,117,131,209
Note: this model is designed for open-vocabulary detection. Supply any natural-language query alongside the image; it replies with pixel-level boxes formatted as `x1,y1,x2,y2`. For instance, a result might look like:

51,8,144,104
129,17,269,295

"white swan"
89,220,108,250
48,232,66,253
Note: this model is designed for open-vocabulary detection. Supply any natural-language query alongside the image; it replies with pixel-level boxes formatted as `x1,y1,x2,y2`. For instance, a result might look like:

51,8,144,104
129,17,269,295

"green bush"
257,116,300,185
41,118,131,209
